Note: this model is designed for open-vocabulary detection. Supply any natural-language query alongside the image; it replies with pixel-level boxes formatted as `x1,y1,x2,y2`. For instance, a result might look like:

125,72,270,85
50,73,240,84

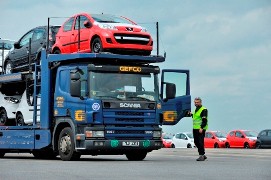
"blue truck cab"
0,50,190,161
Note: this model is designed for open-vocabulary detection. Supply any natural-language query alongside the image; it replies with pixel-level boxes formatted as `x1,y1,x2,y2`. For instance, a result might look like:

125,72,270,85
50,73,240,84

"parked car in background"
4,26,60,74
52,13,153,55
162,133,173,148
205,131,226,148
256,129,271,149
225,130,257,149
0,39,15,73
171,132,195,148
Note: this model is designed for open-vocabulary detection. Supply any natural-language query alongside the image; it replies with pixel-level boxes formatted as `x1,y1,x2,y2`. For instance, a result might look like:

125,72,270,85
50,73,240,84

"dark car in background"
256,129,271,149
4,26,60,74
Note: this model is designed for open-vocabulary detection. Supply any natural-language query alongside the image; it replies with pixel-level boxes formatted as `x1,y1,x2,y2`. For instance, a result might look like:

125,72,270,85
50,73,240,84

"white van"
15,89,40,126
0,39,15,73
0,93,21,125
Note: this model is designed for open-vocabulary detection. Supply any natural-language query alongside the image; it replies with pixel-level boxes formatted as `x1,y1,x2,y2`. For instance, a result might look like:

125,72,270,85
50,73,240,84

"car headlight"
98,24,117,30
153,131,161,138
141,27,148,32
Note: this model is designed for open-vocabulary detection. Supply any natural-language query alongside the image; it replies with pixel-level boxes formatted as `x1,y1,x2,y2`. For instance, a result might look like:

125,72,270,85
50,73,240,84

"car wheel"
0,108,8,126
214,143,219,148
244,143,250,149
53,49,61,54
225,142,230,148
255,142,261,149
187,143,192,148
16,113,25,126
91,37,103,53
171,144,175,148
4,61,13,74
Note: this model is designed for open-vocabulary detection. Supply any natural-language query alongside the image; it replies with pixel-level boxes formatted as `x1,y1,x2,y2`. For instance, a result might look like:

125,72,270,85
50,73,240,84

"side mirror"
165,83,176,99
185,137,188,140
84,21,92,28
13,42,20,49
241,135,245,138
70,72,81,97
212,136,215,139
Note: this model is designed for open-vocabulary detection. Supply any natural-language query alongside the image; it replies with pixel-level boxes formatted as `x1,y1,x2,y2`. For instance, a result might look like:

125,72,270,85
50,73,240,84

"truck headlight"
85,130,104,138
153,131,161,138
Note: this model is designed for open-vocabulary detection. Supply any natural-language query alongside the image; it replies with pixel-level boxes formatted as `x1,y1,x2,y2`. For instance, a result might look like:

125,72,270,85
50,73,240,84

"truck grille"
115,112,144,116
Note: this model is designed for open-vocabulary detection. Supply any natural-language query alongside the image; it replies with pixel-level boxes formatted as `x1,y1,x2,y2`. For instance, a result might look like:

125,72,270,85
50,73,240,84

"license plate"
122,141,140,147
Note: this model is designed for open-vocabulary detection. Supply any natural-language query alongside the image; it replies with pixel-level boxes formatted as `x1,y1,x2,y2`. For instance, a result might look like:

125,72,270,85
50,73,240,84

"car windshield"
0,40,14,50
244,131,257,137
163,134,173,139
91,14,134,24
89,72,158,101
215,132,226,138
186,133,193,138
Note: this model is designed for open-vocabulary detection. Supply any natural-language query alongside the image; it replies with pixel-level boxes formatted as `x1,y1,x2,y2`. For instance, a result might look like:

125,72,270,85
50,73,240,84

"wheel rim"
93,41,101,53
60,134,72,155
5,63,12,74
17,116,24,126
0,112,6,124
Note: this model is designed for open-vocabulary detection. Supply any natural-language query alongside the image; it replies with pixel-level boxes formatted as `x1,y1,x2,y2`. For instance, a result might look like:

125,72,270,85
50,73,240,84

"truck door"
160,69,191,125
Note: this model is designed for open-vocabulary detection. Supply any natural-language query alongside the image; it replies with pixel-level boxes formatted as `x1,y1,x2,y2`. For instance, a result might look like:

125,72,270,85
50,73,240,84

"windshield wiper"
96,95,123,100
127,96,152,101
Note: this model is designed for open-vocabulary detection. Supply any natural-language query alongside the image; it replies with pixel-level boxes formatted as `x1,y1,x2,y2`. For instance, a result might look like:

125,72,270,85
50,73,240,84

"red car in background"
52,13,153,55
225,130,258,149
162,133,173,148
205,131,226,148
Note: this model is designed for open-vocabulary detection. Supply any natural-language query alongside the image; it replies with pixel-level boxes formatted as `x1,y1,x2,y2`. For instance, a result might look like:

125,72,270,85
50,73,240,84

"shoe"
196,155,205,161
204,155,207,160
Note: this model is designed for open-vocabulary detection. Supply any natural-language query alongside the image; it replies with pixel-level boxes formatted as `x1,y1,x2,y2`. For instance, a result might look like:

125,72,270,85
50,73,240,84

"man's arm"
200,109,208,129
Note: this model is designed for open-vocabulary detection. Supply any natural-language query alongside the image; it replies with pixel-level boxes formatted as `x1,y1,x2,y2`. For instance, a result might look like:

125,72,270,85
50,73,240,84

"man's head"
194,97,202,107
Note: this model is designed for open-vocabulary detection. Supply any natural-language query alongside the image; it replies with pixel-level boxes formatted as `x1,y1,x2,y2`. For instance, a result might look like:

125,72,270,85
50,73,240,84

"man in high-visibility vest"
188,97,208,161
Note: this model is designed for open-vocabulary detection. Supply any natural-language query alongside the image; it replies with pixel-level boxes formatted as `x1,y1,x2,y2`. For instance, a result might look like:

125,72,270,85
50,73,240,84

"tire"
16,113,25,126
255,142,261,149
187,143,192,148
58,127,81,161
171,144,175,148
4,60,13,74
91,37,103,53
214,143,219,148
244,143,250,149
126,151,147,161
0,108,8,126
225,142,230,148
53,49,61,54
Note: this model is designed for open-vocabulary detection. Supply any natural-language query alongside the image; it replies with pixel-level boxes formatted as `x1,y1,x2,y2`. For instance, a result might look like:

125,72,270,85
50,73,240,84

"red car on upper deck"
52,13,153,55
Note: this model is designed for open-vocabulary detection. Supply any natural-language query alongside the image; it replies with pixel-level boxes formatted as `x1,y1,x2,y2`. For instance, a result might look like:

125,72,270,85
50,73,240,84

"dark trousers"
193,129,206,155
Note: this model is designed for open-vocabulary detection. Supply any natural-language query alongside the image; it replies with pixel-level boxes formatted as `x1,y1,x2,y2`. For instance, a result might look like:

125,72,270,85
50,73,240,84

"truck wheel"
0,108,8,126
126,151,147,161
16,114,25,126
4,61,13,74
58,127,81,161
91,37,103,53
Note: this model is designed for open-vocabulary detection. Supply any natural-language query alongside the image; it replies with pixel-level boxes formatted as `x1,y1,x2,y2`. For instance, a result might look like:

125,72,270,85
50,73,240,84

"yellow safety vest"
193,106,208,130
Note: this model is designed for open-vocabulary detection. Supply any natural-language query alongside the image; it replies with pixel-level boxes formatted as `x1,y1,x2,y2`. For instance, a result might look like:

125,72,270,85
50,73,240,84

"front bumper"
76,139,163,155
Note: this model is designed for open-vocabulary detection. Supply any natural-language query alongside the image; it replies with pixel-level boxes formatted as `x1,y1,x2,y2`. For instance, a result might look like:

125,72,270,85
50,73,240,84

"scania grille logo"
126,27,133,31
120,103,141,108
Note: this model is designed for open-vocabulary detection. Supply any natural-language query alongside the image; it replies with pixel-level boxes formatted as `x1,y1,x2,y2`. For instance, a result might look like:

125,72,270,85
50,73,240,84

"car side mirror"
84,21,92,28
241,135,245,138
212,136,215,139
185,137,188,140
70,72,81,97
13,42,20,49
165,83,176,99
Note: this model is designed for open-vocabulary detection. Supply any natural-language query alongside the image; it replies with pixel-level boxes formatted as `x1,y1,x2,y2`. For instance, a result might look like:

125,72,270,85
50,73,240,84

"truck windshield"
89,72,158,101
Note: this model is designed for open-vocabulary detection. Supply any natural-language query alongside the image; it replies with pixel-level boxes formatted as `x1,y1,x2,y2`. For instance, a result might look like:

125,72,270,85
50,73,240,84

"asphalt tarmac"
0,148,270,180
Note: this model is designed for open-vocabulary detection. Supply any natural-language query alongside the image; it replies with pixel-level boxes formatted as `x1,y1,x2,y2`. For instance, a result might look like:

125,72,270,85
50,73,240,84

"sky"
1,0,271,134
